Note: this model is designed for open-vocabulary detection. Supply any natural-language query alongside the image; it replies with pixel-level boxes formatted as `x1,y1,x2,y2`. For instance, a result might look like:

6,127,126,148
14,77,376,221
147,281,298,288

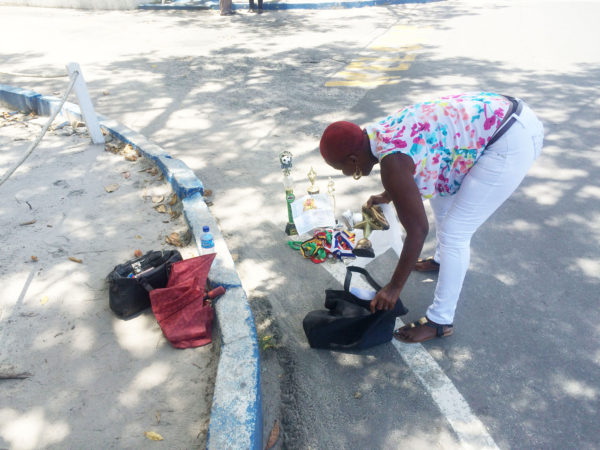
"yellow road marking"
326,25,428,88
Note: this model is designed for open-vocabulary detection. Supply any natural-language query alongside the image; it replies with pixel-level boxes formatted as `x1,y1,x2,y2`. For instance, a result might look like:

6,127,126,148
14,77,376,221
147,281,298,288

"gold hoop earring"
353,166,362,180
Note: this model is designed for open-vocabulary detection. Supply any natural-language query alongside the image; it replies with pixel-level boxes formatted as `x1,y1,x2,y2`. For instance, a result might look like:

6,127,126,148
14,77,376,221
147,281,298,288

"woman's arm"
369,152,429,313
365,191,391,207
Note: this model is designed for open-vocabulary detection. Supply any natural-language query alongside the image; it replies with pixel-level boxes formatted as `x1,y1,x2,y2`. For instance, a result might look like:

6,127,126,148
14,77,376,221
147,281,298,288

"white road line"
321,261,499,450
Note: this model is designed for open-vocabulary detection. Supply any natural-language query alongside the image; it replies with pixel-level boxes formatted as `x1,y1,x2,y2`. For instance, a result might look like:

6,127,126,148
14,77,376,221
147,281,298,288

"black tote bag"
107,249,182,318
303,266,408,351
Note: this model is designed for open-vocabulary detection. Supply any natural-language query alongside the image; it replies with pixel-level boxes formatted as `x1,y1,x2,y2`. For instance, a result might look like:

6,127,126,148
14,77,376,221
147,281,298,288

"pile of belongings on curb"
107,250,225,349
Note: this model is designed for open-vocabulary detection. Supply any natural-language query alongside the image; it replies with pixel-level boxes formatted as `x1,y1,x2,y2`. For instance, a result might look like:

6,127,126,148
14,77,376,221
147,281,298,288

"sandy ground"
0,109,218,449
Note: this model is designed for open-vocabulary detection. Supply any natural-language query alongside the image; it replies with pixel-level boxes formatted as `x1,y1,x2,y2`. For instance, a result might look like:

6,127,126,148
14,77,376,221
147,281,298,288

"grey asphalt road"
1,1,598,448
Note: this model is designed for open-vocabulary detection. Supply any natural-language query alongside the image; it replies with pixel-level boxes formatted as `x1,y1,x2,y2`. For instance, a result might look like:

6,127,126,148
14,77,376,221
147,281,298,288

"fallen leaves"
40,296,49,305
105,183,119,193
155,204,167,214
134,249,143,258
144,431,164,441
104,141,124,154
31,255,38,262
152,195,164,203
68,256,83,264
259,335,275,351
104,139,140,162
265,420,280,450
144,167,159,176
19,220,36,226
165,232,183,247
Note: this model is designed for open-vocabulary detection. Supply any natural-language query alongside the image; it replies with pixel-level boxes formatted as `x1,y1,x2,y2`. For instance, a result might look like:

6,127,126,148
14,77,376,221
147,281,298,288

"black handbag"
303,266,408,351
107,250,182,318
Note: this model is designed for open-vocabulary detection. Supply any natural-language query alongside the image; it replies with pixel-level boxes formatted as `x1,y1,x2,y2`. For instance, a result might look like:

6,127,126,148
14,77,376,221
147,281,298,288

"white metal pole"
66,62,105,145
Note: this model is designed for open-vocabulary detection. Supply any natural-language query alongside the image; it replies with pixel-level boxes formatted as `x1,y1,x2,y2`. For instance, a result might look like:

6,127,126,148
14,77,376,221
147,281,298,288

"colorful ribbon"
288,229,356,264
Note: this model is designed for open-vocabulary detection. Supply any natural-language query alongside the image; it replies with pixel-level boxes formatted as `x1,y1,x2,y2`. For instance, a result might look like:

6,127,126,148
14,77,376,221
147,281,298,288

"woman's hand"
370,283,400,313
365,191,391,208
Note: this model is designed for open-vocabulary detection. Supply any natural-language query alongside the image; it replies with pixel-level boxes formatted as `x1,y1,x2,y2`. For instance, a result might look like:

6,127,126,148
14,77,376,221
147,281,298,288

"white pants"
425,101,544,325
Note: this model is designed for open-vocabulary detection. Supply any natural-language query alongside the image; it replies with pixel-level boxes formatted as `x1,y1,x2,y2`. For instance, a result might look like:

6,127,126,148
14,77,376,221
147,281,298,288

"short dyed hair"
319,121,363,163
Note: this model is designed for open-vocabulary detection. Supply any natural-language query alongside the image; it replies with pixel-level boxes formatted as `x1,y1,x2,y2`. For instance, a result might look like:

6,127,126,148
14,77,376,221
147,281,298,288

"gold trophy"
279,151,297,235
306,167,320,195
327,177,336,224
348,204,389,258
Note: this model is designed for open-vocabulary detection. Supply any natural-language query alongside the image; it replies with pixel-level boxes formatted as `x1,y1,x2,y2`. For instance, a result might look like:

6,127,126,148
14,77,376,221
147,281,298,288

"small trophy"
279,151,297,236
327,177,337,224
306,167,319,195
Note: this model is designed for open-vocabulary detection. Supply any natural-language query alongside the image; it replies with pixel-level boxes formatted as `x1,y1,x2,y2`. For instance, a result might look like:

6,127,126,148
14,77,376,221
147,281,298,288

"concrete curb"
0,84,262,450
139,0,441,11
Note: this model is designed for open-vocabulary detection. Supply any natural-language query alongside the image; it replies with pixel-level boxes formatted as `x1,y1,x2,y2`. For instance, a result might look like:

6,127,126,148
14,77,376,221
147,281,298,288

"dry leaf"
152,195,164,203
105,142,121,154
105,183,119,193
168,194,178,206
144,431,164,441
19,220,36,226
31,255,38,262
69,256,83,264
135,235,142,240
134,249,143,258
40,296,49,305
124,154,137,162
165,232,183,247
155,204,167,214
265,420,280,450
204,189,213,197
354,391,363,399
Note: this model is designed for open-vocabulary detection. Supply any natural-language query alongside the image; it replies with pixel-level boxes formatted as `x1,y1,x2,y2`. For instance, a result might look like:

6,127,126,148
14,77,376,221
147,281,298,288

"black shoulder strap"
343,266,382,293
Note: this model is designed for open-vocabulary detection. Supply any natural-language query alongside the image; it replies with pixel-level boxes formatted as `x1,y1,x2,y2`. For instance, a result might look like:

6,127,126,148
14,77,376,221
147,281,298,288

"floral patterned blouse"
365,92,511,198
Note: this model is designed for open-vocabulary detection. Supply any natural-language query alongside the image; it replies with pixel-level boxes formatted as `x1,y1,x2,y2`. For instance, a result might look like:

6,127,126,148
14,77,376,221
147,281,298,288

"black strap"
486,95,523,148
341,266,409,316
343,266,382,293
137,277,154,293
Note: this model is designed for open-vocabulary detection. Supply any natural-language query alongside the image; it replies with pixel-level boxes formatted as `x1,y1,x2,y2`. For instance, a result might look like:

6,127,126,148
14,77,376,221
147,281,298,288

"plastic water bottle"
200,226,215,254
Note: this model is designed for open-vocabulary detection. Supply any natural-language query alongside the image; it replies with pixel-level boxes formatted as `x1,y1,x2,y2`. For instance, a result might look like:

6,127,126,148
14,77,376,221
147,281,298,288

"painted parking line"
321,261,499,449
325,25,425,87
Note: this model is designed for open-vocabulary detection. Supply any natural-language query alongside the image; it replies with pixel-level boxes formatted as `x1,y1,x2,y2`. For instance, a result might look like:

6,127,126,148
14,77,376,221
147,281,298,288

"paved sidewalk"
0,110,216,449
0,83,263,449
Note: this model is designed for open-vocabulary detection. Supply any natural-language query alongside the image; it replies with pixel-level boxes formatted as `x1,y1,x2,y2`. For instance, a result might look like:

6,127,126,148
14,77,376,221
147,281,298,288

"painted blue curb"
140,0,441,11
0,84,262,450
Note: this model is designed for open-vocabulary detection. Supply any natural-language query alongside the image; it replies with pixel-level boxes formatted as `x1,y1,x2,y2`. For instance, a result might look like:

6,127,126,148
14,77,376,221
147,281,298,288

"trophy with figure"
279,151,297,235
